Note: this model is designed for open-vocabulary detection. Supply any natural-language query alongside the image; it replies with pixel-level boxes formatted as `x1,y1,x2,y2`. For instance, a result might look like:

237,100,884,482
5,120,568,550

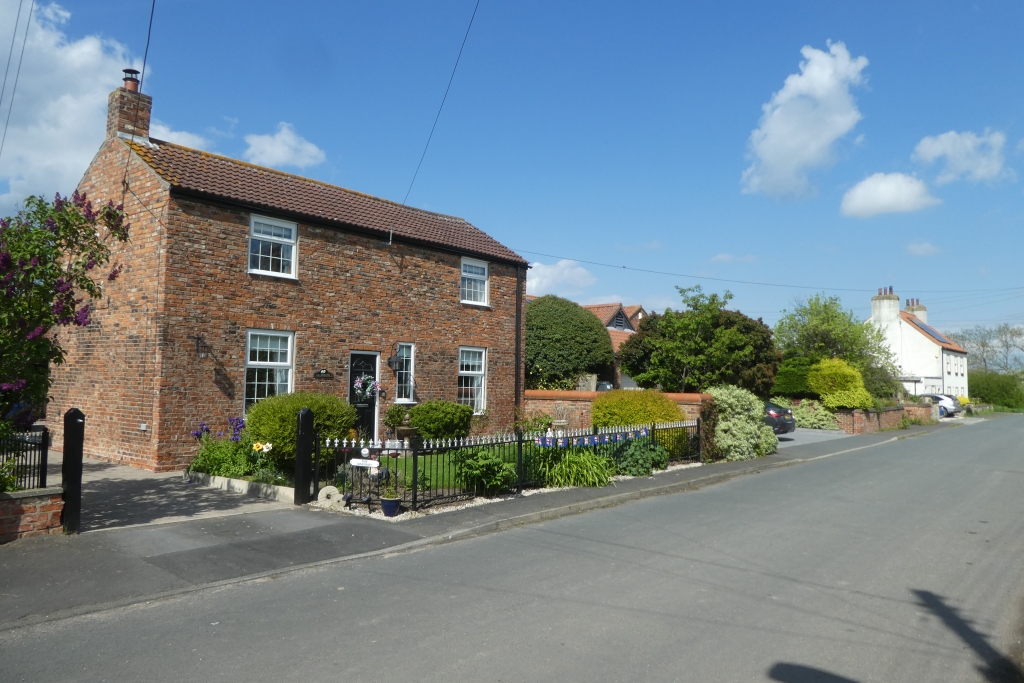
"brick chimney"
106,68,151,141
871,285,900,323
905,297,928,323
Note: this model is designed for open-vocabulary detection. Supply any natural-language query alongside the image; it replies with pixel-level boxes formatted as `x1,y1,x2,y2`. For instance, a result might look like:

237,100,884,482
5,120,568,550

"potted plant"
378,471,402,517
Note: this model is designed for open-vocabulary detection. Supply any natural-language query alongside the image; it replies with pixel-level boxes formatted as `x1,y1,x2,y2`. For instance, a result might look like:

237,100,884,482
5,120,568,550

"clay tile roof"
608,329,632,353
899,311,967,353
623,305,643,317
128,138,526,265
581,303,624,326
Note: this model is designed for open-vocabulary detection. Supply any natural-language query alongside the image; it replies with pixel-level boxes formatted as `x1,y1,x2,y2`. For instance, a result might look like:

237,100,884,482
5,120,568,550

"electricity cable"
0,0,34,165
401,0,480,206
0,0,25,117
513,248,1024,295
119,0,157,201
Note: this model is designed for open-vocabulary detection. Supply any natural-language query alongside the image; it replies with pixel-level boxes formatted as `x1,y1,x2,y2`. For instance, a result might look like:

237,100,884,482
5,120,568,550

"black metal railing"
0,427,50,491
306,418,701,513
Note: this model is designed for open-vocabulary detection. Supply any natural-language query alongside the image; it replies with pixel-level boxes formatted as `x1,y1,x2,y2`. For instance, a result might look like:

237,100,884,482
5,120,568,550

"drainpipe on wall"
514,265,524,412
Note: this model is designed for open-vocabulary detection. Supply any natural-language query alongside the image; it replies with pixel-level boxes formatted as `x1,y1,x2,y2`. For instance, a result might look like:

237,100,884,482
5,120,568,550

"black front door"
349,353,378,440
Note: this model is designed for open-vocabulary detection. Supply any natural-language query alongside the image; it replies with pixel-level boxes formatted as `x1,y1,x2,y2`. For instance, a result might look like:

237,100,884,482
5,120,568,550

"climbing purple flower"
73,305,91,326
0,379,27,392
25,325,47,340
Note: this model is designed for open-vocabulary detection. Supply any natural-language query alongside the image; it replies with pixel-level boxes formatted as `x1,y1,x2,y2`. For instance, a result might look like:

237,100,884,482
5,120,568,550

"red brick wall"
523,390,709,429
46,140,525,471
834,407,906,434
0,490,64,544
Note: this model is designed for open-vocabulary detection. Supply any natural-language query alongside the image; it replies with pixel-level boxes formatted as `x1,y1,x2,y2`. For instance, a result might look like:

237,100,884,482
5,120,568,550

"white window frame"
460,257,489,306
244,329,295,410
248,215,298,279
457,346,487,414
395,343,416,404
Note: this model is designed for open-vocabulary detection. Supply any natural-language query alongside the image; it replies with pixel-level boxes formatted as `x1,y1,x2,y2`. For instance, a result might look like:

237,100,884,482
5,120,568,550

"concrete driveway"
776,426,853,449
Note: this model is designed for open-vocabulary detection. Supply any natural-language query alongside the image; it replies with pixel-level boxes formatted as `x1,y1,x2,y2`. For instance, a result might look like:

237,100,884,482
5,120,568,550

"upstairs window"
249,216,297,278
245,330,294,410
460,258,489,305
395,343,415,403
457,347,486,413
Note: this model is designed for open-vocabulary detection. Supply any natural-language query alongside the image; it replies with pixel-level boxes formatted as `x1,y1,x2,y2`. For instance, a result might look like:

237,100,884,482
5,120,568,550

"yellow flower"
252,442,263,452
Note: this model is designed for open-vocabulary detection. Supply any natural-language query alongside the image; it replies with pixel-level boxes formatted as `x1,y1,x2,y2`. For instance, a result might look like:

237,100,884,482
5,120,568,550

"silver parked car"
921,394,961,418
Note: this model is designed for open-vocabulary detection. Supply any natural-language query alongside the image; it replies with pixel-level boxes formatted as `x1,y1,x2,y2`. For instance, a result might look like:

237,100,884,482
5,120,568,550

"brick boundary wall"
834,406,907,434
904,403,940,422
0,487,64,544
523,390,711,430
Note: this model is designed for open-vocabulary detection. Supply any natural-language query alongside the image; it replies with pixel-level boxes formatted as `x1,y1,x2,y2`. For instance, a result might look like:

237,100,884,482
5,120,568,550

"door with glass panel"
349,353,378,441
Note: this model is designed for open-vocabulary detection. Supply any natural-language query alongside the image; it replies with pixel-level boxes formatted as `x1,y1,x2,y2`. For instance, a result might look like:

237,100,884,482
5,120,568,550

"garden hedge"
592,390,684,428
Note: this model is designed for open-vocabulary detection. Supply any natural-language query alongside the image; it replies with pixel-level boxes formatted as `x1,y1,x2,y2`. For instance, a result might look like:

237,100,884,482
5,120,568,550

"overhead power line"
0,0,25,114
119,0,157,199
402,0,481,205
514,248,1024,296
0,0,34,165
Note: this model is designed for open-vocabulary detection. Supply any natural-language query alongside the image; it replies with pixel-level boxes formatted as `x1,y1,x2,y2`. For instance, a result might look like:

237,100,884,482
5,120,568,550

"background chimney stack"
106,67,151,141
871,285,900,323
906,298,928,323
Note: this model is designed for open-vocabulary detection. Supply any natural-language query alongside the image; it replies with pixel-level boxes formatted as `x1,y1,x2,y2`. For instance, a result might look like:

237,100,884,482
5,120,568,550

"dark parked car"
765,402,796,434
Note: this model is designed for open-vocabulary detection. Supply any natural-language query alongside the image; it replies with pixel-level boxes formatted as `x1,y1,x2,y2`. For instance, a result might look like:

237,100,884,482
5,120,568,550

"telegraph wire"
401,0,480,206
0,0,34,165
119,0,157,201
513,248,1024,296
0,0,25,117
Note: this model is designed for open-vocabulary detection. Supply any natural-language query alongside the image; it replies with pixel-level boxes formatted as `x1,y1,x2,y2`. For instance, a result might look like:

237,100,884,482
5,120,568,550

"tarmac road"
2,416,1023,682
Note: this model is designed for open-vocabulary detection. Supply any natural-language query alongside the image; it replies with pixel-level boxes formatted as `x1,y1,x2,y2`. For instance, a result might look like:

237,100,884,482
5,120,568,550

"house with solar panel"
867,287,968,398
43,70,527,471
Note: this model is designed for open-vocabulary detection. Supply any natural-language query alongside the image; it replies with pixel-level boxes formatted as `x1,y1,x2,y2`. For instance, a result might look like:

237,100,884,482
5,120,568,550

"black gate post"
62,408,85,534
696,417,702,461
38,427,49,489
411,441,419,511
294,408,314,505
516,429,523,494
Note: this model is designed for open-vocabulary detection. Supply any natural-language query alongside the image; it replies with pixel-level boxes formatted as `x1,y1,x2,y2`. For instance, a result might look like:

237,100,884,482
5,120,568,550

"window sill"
248,270,298,282
460,301,491,310
394,400,417,405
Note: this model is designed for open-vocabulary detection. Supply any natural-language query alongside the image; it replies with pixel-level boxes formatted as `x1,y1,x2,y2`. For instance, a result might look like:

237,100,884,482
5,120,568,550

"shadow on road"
768,663,859,682
913,589,1024,683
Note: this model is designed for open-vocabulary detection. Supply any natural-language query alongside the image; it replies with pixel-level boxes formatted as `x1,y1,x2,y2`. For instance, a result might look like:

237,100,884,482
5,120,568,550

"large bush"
772,356,816,398
807,359,874,410
770,397,840,430
609,438,670,477
409,400,474,440
525,295,615,390
246,392,357,465
592,390,683,428
706,385,777,461
969,370,1024,408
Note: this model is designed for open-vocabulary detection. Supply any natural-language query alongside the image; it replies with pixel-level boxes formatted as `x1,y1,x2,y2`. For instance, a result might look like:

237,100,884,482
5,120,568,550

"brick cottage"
45,70,527,471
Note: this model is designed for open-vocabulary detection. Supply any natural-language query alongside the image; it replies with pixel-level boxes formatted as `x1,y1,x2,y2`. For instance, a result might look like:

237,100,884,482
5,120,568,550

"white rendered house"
866,287,968,397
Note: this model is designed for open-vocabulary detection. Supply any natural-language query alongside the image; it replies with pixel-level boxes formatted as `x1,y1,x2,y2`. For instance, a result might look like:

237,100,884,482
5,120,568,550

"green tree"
0,193,129,435
525,295,614,390
618,286,781,395
774,294,898,398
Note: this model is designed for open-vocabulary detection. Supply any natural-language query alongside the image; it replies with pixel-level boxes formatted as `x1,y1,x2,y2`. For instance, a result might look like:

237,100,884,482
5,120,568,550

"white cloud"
913,129,1008,184
0,4,139,214
526,260,596,297
906,241,939,256
150,120,210,150
841,172,940,218
711,253,756,263
243,123,325,169
742,41,869,198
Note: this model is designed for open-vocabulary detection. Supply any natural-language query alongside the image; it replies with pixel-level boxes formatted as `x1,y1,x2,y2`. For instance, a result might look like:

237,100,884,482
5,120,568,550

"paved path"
5,417,1020,682
45,450,290,531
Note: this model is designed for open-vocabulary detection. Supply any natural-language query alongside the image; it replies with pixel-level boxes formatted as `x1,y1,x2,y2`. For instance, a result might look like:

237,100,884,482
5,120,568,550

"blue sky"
2,0,1023,330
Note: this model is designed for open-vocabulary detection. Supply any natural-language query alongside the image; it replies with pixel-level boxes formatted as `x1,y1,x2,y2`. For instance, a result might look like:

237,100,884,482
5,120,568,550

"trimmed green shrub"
592,390,684,428
969,370,1024,408
821,389,874,410
772,356,817,398
770,396,840,430
610,439,669,477
526,295,615,390
409,401,474,440
806,358,862,395
706,385,777,461
453,448,517,495
383,403,409,432
246,392,358,465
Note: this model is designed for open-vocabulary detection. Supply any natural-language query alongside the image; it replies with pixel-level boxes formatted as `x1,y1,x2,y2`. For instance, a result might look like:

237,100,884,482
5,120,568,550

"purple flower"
190,421,211,441
52,300,66,316
228,416,245,441
73,305,91,326
26,325,46,340
108,264,123,282
0,379,27,392
86,260,96,270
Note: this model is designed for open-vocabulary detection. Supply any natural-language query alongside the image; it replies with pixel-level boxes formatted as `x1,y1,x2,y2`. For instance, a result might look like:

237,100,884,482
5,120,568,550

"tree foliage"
774,294,899,398
0,193,129,434
617,287,781,396
525,295,614,390
968,369,1024,408
946,324,1024,373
